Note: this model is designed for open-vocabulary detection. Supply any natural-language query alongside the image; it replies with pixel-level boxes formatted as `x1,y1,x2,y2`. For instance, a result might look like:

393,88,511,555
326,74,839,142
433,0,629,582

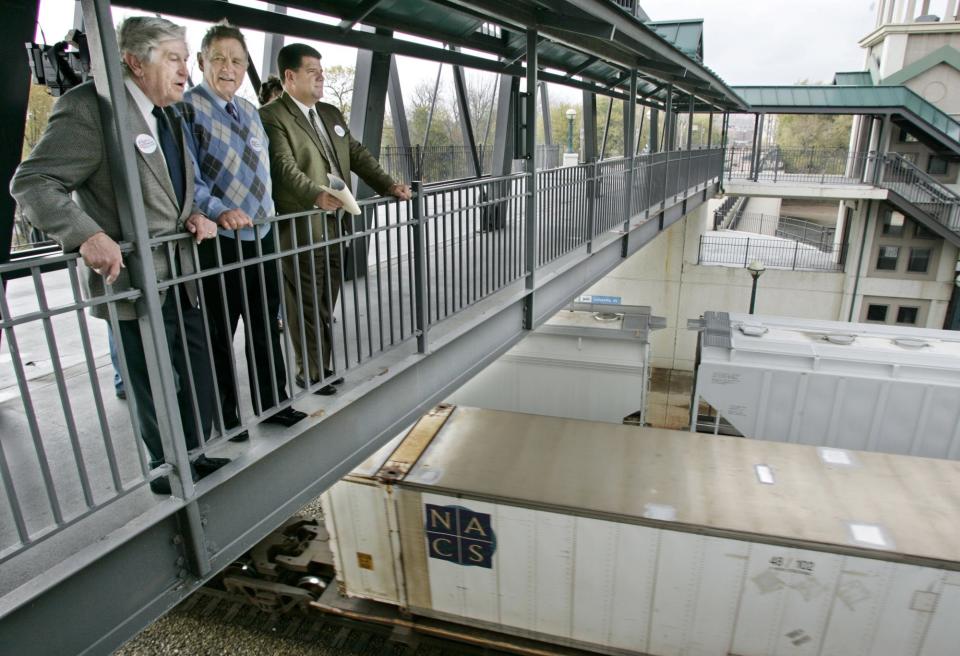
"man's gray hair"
118,16,186,73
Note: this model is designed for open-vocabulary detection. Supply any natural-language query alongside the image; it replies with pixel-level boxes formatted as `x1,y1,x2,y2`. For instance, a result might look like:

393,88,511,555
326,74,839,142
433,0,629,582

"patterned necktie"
225,101,239,122
151,105,185,209
308,108,345,181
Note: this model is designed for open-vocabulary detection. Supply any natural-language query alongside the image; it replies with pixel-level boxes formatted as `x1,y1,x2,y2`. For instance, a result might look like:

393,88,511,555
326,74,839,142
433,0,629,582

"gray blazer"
10,81,199,320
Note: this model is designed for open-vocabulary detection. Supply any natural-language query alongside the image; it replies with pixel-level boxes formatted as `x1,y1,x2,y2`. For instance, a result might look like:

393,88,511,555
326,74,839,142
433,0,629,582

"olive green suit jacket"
259,92,395,217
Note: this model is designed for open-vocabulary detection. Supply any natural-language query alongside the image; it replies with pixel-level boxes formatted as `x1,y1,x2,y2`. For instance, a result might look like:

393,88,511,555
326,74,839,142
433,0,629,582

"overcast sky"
36,0,878,96
641,0,877,85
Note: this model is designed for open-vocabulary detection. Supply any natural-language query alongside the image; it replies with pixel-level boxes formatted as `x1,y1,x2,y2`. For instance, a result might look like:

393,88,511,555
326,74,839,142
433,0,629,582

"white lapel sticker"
135,133,158,154
250,137,263,152
333,125,346,138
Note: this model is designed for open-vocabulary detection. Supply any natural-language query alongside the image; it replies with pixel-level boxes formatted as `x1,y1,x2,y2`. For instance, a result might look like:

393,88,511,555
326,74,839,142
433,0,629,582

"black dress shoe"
116,389,127,400
323,369,345,385
222,413,249,443
263,406,308,427
149,476,171,495
193,455,231,477
295,375,337,396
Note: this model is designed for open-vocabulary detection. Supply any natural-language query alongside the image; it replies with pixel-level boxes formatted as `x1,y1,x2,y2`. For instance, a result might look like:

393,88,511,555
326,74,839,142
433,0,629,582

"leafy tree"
775,113,853,151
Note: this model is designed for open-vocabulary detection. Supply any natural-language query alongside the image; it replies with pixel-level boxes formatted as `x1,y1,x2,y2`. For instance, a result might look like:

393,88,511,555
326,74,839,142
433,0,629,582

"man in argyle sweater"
179,22,306,434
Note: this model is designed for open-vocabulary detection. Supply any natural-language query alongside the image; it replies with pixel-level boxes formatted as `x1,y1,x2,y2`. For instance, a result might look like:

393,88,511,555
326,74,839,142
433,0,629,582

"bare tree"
324,65,354,120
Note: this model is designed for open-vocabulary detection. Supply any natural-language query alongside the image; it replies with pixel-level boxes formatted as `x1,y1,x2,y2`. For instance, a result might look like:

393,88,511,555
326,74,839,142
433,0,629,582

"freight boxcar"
446,303,663,425
690,311,960,459
320,404,960,656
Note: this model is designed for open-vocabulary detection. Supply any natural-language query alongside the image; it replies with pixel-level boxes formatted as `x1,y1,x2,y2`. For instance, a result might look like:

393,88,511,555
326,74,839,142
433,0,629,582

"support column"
649,108,659,152
452,63,481,178
540,82,552,146
346,31,392,281
82,0,208,572
0,0,40,265
490,74,518,176
523,29,538,329
706,111,714,148
349,33,392,197
582,91,598,163
260,4,286,77
622,71,637,257
663,85,674,151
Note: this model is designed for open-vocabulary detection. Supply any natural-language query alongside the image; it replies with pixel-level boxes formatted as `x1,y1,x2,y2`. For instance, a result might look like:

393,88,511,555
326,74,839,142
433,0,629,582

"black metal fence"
697,234,844,272
379,144,561,184
717,211,837,251
725,146,873,185
0,147,723,567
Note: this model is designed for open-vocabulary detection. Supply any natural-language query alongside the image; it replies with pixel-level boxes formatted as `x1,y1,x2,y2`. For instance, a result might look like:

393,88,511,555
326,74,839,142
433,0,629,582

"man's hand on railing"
216,208,254,231
315,190,344,211
186,213,221,244
388,183,412,201
79,231,124,285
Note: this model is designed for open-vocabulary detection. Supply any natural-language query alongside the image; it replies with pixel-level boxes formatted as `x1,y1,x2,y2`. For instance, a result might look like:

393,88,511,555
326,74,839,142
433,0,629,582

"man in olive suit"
260,43,410,395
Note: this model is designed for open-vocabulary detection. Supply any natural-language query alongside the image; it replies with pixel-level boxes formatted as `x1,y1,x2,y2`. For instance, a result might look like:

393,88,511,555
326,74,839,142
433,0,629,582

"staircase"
877,153,960,244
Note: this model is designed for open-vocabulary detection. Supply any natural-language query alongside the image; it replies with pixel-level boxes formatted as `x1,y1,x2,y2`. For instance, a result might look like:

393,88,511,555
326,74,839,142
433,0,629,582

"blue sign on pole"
425,504,497,568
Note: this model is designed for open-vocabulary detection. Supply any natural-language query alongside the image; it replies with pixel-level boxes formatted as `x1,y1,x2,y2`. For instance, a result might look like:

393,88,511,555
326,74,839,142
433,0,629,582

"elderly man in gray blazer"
11,16,228,495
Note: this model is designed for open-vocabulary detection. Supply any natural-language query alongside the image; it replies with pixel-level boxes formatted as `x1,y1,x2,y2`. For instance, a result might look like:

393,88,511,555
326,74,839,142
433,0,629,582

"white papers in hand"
320,173,361,215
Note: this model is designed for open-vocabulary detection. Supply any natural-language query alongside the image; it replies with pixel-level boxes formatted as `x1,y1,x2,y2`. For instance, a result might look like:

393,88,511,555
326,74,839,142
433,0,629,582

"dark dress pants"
199,231,288,420
116,289,214,468
278,212,342,382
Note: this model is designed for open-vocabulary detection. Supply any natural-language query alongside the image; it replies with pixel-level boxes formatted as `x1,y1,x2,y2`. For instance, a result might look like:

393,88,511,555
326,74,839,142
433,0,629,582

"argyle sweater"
178,84,273,239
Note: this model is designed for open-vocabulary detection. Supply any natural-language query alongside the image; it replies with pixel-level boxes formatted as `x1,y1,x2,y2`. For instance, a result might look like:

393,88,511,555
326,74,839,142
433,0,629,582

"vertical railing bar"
373,205,386,352
105,297,150,479
207,236,232,434
66,259,123,492
254,228,281,409
412,181,428,352
31,268,94,509
166,244,206,456
359,212,374,361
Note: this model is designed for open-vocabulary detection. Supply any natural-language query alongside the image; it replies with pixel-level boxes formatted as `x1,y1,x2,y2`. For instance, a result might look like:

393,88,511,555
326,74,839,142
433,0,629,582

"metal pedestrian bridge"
0,2,742,652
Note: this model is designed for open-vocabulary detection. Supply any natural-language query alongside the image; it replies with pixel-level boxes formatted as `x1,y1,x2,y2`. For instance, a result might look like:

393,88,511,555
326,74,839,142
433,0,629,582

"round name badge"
135,133,157,154
333,125,346,138
250,136,263,152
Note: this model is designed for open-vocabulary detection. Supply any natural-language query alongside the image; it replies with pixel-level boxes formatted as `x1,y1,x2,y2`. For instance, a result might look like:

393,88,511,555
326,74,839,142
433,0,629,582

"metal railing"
379,144,561,184
718,211,837,251
0,147,722,566
878,153,960,233
724,146,873,185
697,234,844,272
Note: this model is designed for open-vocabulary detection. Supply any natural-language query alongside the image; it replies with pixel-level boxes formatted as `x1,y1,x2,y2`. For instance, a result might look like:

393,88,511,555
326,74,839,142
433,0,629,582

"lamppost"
747,260,766,314
565,108,576,153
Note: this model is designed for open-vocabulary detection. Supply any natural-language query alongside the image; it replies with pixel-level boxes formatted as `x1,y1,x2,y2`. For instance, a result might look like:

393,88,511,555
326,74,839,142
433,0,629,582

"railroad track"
175,577,507,655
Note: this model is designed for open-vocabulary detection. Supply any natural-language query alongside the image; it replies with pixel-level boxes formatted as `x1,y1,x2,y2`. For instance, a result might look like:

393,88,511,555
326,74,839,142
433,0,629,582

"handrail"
882,152,960,202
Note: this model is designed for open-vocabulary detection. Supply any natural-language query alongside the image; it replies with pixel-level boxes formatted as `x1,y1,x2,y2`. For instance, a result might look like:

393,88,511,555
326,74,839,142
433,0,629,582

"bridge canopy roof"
128,0,746,111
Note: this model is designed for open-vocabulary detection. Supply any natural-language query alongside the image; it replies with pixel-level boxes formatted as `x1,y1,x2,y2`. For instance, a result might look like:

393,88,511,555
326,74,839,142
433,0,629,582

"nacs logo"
424,504,496,568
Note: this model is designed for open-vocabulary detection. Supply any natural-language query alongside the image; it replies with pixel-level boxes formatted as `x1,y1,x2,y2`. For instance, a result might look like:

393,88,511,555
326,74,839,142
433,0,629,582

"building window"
881,210,905,237
907,248,932,273
896,306,919,324
927,155,948,175
876,245,900,270
913,221,936,239
866,304,888,321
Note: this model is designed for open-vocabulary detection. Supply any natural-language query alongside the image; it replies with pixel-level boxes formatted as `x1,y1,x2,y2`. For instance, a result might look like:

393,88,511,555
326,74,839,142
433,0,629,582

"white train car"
690,311,960,459
320,404,960,656
446,303,663,425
